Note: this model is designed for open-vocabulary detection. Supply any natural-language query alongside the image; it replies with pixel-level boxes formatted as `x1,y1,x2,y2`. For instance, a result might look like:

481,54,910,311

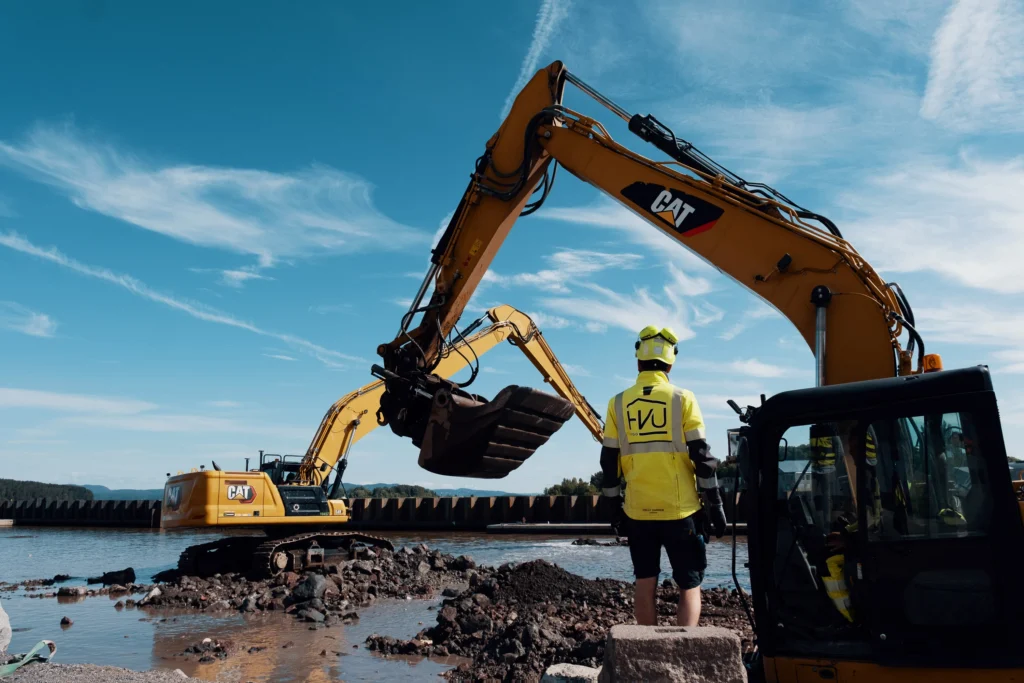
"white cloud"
263,353,297,362
541,201,716,273
913,303,1024,374
481,367,510,375
837,153,1024,293
190,265,273,288
308,303,352,315
677,358,801,379
541,281,695,340
921,0,1024,132
0,231,362,368
0,301,57,338
58,413,307,439
488,248,642,294
500,0,573,119
0,388,156,414
719,322,745,341
207,400,241,409
561,363,592,377
527,311,573,330
0,124,427,268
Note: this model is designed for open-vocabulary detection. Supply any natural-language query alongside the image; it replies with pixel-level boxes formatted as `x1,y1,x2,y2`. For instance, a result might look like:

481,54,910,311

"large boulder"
291,574,328,602
87,567,136,586
598,625,745,683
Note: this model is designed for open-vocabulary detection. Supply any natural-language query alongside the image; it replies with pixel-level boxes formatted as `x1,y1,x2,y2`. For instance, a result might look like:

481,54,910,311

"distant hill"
0,478,94,501
84,485,163,501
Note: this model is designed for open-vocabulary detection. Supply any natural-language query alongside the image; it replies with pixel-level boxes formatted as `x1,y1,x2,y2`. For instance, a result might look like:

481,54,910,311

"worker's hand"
702,488,728,539
611,503,629,538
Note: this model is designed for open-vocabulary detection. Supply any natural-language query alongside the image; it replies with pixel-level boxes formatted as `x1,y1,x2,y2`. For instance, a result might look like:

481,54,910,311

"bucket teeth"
417,385,574,478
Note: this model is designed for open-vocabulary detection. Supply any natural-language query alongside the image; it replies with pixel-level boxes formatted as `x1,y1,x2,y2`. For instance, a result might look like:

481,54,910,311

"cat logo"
165,484,182,512
626,397,669,438
226,482,257,504
621,181,724,237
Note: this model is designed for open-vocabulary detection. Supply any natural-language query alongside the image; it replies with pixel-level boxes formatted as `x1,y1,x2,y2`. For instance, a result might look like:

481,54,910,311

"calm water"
0,527,749,681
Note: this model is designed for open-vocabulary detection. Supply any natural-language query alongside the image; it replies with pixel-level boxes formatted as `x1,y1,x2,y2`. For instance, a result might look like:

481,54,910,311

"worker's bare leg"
677,586,701,626
634,577,658,625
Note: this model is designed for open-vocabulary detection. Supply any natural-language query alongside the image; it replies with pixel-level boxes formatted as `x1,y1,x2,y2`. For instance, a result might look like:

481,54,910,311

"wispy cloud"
487,248,642,294
0,195,15,217
0,123,428,268
308,303,352,315
541,280,696,340
677,358,803,379
837,153,1024,293
717,305,781,341
0,301,58,338
206,400,241,409
0,231,362,368
541,202,716,273
191,266,273,288
500,0,573,119
263,353,297,362
921,0,1024,132
561,363,592,377
0,387,155,414
481,366,510,375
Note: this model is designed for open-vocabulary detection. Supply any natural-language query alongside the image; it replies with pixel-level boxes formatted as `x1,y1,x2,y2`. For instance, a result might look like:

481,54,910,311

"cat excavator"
372,62,1024,681
158,304,603,579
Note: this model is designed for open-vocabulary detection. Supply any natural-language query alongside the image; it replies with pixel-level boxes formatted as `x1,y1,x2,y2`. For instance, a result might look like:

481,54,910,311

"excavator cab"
739,366,1024,680
373,365,575,478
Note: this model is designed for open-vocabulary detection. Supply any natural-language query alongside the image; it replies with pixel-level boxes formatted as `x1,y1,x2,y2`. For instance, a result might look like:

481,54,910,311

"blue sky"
2,0,1023,492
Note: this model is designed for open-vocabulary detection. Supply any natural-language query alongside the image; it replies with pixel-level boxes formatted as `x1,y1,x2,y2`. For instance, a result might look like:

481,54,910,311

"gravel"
7,664,202,682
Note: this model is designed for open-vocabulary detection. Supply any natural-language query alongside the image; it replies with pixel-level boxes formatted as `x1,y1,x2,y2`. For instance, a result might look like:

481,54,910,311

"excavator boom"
375,61,920,478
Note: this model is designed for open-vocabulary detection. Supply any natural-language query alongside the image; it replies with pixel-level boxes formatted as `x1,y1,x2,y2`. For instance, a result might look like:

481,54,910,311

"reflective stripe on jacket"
603,370,706,521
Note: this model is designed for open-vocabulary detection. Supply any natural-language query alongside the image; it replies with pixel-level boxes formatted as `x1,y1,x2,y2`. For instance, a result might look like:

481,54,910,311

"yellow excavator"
159,304,603,578
371,62,1024,681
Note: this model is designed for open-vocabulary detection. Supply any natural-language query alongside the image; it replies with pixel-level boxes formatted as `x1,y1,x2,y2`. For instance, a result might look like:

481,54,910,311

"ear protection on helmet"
635,326,679,354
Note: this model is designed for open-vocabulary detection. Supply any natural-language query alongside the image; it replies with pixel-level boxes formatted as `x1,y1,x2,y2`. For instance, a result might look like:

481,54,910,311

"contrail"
500,0,572,119
0,231,364,368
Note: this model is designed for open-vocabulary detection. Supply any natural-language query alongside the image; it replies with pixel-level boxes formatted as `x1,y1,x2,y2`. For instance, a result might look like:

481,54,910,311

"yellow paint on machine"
160,470,350,529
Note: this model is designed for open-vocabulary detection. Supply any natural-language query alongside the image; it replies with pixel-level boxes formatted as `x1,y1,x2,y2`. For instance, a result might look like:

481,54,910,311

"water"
0,527,749,681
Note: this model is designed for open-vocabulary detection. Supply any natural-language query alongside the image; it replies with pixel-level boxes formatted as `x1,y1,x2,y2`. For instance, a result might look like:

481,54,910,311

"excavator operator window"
863,411,992,542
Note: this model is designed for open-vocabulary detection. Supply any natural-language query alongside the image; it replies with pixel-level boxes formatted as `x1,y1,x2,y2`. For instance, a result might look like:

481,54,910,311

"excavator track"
250,531,395,579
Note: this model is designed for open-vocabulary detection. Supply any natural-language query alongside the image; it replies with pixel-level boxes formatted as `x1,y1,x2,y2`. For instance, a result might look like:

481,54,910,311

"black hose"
891,313,925,371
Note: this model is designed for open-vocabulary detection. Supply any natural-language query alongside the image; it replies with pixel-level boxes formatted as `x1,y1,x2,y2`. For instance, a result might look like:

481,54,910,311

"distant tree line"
345,484,438,498
0,478,94,501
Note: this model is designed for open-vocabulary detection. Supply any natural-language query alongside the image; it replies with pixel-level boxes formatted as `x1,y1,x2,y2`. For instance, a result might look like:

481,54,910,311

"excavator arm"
297,304,603,488
374,60,925,479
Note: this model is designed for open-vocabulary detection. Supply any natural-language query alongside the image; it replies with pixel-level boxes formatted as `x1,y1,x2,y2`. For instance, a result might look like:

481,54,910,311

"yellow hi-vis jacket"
604,370,707,521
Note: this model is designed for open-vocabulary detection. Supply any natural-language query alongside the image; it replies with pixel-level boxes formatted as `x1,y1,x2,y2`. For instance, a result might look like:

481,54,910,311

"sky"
2,0,1024,492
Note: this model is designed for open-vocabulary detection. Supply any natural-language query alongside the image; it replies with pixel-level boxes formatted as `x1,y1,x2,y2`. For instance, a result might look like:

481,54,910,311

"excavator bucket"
418,385,575,478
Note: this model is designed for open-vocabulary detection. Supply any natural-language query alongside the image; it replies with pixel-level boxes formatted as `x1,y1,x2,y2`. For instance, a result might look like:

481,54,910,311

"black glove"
611,503,629,538
703,488,728,539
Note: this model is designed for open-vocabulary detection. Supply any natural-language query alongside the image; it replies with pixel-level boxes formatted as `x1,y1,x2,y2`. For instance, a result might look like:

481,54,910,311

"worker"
600,325,727,627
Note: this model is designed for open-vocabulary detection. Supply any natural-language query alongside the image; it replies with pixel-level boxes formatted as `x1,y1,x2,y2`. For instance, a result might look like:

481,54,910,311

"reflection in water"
1,527,749,681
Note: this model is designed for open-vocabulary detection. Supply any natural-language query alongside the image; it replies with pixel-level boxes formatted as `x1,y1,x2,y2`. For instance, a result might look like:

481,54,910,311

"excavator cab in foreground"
736,366,1024,680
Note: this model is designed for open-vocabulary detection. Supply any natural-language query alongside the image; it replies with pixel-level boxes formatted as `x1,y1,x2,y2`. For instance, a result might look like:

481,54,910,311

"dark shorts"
627,515,707,590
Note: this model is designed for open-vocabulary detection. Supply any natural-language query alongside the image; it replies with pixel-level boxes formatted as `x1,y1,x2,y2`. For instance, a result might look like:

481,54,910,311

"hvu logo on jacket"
621,181,724,236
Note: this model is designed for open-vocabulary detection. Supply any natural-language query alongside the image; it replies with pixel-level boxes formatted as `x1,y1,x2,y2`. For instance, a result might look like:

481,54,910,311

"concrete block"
543,663,602,682
598,625,745,683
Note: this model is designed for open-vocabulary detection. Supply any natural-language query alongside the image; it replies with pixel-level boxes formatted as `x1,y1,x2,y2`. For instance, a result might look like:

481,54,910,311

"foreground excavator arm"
297,304,602,488
374,60,924,478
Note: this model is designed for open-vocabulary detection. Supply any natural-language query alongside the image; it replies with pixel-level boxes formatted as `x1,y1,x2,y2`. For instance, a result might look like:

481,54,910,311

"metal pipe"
399,262,439,335
564,71,632,123
810,286,832,387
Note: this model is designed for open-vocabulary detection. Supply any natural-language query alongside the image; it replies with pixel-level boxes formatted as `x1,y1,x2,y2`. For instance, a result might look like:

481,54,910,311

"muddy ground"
3,543,753,682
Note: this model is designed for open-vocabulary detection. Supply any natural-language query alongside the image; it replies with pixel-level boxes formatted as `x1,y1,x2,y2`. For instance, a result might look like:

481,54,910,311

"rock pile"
366,559,753,682
570,538,628,547
140,544,478,628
